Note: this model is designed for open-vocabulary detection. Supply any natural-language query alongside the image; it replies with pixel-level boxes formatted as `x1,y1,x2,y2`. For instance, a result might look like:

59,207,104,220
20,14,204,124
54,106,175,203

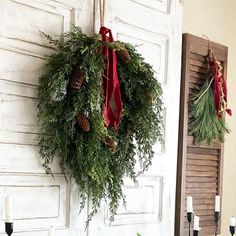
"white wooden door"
0,0,93,235
89,0,183,236
0,0,182,235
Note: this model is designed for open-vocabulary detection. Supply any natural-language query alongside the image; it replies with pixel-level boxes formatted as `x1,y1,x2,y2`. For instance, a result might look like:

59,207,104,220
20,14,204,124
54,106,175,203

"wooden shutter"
175,34,227,236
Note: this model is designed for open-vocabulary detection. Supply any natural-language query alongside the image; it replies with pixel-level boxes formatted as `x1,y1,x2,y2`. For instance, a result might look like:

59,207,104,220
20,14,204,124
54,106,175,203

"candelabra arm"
5,222,13,236
193,230,199,236
187,212,192,236
230,226,235,236
215,211,220,223
214,211,220,236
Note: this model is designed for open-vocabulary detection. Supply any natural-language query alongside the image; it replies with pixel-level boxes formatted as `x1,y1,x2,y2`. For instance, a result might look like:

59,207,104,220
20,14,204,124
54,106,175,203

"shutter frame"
175,34,227,236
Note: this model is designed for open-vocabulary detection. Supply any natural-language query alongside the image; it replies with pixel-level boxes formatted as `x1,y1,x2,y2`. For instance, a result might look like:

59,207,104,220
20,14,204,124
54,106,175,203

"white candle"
193,215,201,230
187,196,193,213
5,195,13,222
230,217,236,227
215,195,220,212
48,227,54,236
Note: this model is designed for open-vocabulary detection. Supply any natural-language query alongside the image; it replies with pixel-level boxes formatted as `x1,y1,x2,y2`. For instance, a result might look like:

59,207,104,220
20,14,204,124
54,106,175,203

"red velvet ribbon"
99,26,123,131
209,61,232,118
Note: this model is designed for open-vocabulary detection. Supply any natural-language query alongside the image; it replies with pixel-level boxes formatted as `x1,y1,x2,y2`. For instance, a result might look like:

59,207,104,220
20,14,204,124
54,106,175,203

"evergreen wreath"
38,26,163,222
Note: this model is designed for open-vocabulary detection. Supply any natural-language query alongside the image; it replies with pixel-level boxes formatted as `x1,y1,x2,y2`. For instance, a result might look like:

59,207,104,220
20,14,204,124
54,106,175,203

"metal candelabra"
230,226,235,236
215,211,220,236
5,222,13,236
193,230,199,236
187,212,201,236
187,212,193,236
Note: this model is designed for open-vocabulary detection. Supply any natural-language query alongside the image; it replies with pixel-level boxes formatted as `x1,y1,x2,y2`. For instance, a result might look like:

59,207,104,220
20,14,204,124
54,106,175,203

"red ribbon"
209,61,232,118
99,26,123,131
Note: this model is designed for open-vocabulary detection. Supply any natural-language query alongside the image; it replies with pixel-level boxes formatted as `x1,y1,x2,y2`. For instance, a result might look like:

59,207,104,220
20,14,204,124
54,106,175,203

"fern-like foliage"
38,26,163,223
189,79,229,144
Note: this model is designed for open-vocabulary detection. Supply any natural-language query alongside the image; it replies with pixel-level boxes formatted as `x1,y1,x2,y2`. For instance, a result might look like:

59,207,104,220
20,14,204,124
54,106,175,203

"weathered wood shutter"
175,34,227,236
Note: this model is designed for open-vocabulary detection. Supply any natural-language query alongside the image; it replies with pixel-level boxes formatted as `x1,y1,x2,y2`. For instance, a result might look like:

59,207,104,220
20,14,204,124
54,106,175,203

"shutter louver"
175,34,227,236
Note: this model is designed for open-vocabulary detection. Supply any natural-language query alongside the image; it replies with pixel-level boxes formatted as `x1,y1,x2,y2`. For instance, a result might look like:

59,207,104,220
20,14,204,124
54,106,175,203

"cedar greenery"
189,78,229,144
38,26,163,222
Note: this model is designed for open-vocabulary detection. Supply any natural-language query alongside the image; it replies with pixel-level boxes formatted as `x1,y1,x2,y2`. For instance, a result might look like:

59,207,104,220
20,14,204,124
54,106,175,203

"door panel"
109,176,163,226
89,0,183,235
0,175,69,232
0,0,92,235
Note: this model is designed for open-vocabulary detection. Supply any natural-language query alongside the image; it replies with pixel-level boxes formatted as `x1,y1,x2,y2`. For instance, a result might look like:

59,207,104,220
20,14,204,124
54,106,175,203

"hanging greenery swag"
189,48,231,144
38,26,163,222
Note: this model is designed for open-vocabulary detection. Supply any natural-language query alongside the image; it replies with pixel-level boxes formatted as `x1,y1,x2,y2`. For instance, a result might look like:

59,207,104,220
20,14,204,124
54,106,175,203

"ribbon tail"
99,26,123,131
210,61,232,118
226,109,232,116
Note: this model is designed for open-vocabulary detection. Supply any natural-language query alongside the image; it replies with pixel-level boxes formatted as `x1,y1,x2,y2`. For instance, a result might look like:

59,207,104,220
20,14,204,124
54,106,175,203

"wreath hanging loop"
99,0,106,27
38,26,163,223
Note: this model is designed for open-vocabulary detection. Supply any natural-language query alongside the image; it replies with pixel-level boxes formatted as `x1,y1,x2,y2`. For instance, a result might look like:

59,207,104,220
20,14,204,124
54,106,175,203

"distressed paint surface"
0,0,182,235
90,0,183,235
0,0,93,235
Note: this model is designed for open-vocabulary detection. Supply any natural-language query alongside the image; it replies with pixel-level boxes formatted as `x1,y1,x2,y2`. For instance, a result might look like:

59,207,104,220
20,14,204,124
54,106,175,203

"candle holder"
230,226,235,236
5,222,13,236
214,211,220,236
187,212,193,236
193,230,199,236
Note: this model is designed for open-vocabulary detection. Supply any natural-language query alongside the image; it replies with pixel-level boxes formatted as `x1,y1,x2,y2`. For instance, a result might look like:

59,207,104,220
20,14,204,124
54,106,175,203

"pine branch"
189,79,229,144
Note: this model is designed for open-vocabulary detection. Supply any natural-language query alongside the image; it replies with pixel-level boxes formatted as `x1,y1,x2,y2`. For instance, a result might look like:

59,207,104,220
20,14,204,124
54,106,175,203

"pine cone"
70,67,86,91
76,112,90,132
105,137,116,152
143,90,153,102
117,48,131,64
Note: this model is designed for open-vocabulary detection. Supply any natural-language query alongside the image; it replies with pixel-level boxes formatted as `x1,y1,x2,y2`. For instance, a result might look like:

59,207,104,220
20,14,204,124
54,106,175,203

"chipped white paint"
117,31,168,84
107,176,164,226
0,174,69,233
90,0,183,235
0,0,182,235
0,0,93,235
130,0,171,13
